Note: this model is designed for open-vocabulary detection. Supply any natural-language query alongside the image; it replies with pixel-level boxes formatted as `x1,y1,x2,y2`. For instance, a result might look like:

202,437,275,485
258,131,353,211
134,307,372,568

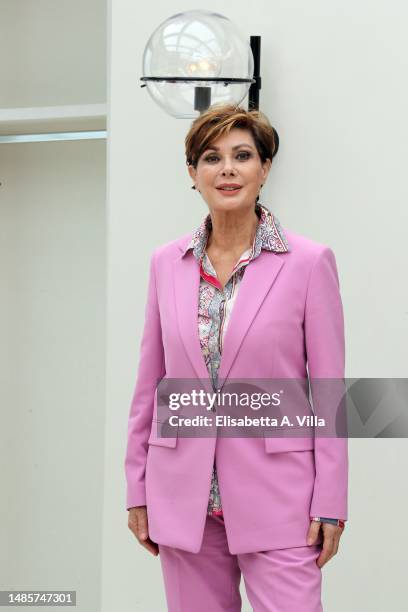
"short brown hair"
185,103,278,169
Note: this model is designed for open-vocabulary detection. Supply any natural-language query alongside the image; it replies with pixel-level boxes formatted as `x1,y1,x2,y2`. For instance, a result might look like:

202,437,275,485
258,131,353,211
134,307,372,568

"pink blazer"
124,227,348,554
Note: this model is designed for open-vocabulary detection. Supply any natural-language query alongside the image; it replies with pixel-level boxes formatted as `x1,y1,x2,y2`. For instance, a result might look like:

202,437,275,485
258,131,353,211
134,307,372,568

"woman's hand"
307,520,344,568
128,506,159,556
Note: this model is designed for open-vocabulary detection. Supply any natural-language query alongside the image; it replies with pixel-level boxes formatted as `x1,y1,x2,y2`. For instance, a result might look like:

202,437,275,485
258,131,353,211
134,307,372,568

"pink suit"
124,227,348,558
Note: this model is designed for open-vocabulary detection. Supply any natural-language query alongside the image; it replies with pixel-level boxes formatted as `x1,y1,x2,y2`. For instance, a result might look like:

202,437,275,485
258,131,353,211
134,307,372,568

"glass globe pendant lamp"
140,9,259,118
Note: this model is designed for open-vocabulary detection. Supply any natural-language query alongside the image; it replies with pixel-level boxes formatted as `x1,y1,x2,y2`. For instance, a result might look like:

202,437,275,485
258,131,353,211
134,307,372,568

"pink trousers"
158,514,323,612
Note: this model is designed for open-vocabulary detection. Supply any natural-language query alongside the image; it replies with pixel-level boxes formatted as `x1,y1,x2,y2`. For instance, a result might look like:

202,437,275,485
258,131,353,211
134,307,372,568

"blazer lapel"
173,251,213,388
173,241,286,391
217,251,285,389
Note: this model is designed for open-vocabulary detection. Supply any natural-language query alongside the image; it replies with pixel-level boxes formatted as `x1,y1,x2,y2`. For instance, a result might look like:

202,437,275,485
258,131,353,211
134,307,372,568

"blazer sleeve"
304,247,348,521
124,249,165,510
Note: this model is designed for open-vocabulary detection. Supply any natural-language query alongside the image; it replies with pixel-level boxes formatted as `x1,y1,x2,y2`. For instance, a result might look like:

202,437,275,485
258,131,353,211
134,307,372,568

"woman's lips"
216,187,242,197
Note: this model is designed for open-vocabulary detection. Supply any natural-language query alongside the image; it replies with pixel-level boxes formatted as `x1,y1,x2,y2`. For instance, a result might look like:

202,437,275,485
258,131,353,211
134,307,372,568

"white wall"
1,1,107,611
0,139,106,611
0,0,106,107
108,1,408,611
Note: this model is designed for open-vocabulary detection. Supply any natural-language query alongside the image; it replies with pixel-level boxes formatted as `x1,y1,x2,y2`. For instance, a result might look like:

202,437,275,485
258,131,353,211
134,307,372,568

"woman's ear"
187,163,197,183
262,158,272,183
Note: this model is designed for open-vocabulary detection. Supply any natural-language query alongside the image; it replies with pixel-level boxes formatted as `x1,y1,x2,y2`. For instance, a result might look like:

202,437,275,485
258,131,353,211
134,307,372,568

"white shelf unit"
0,104,107,142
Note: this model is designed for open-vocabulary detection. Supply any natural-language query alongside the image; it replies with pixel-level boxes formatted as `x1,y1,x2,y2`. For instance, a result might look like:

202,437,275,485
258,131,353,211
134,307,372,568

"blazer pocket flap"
264,431,314,453
148,419,178,448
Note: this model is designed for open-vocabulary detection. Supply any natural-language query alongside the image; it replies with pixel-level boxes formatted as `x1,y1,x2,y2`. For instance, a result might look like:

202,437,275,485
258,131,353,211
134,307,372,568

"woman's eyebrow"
205,143,255,152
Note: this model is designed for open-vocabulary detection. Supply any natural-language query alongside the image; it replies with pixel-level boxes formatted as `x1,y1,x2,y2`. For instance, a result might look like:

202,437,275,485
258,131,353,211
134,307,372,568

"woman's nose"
221,159,237,174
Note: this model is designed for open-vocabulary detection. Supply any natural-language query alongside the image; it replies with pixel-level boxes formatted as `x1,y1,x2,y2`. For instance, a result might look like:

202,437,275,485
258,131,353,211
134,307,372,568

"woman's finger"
137,511,148,540
332,530,342,556
317,538,335,567
139,536,160,556
306,521,321,544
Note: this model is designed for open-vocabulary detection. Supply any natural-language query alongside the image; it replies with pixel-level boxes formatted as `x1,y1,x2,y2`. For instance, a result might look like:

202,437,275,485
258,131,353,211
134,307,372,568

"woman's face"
188,127,271,214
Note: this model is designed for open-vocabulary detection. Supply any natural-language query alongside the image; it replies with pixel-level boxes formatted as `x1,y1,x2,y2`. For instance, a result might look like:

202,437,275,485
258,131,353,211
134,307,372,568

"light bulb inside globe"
184,58,221,78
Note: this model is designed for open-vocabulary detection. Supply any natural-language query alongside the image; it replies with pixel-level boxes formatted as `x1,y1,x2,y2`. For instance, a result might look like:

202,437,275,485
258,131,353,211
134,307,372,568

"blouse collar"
181,202,290,262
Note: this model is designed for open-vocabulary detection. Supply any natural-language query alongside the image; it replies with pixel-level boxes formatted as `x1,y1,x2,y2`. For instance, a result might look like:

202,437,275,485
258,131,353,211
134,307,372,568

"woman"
125,103,348,611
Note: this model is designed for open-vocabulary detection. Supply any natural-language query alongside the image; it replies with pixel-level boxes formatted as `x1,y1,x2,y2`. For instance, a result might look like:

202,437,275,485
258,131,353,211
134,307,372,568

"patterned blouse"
181,202,340,525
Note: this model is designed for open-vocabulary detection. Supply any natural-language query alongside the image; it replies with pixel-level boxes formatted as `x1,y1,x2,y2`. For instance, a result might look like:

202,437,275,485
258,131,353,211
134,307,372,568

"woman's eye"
237,151,251,160
204,151,251,163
